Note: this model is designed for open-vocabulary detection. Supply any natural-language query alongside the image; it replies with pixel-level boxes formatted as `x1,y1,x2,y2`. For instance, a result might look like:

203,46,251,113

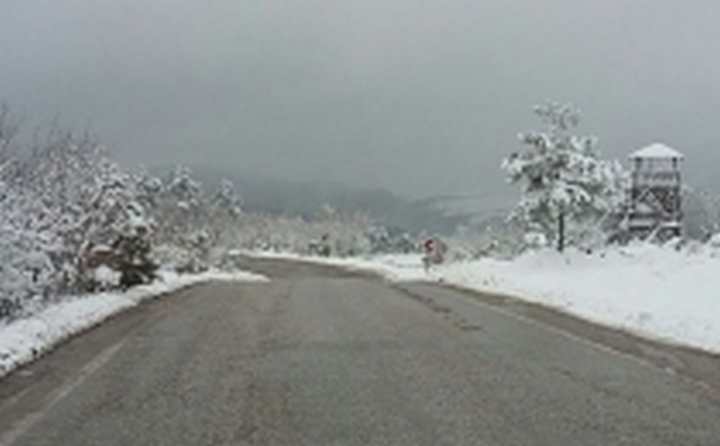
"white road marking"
0,339,126,446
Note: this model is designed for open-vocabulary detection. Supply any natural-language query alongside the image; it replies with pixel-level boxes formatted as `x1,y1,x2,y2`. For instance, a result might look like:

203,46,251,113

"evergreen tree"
502,102,626,251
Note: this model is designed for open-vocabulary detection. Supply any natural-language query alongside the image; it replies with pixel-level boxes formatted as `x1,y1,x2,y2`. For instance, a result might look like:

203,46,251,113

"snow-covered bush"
523,231,548,249
0,202,57,319
225,206,375,258
0,107,262,320
141,165,212,272
366,225,419,255
18,132,159,292
0,114,67,319
150,244,194,273
0,111,166,318
443,216,530,260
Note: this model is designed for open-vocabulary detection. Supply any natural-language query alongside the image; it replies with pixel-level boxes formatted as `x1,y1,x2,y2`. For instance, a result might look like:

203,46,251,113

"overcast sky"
2,0,719,198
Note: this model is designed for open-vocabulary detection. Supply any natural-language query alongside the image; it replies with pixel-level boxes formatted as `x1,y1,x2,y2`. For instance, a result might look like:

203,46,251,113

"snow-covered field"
251,246,720,354
0,269,267,378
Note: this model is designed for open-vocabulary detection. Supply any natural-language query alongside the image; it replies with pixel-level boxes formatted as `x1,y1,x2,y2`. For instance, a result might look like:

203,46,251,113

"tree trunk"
557,210,565,252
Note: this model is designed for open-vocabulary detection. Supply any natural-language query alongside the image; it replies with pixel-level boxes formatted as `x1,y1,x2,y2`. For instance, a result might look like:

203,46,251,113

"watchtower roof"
629,143,684,160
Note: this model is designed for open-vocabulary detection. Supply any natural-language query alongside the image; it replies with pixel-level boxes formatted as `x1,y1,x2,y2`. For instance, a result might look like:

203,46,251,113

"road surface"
1,258,720,445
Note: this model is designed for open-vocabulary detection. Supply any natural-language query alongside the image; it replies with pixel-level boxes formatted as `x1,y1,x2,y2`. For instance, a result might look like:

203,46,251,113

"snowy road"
1,259,720,445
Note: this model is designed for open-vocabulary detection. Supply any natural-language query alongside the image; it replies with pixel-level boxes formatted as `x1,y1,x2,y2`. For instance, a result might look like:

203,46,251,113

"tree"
82,159,146,247
502,102,625,252
133,165,163,211
0,176,59,319
11,128,157,292
150,165,213,272
155,165,205,240
207,178,243,253
211,178,243,215
13,132,106,290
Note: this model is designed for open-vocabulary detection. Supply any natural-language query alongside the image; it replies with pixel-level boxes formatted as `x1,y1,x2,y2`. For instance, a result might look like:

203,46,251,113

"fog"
2,0,720,199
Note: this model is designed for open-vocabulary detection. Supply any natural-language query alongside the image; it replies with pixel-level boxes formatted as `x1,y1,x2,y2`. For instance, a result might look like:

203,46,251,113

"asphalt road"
1,258,720,445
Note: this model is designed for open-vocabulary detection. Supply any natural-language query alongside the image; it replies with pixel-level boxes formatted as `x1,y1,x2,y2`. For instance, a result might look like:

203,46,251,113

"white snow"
0,269,267,378
630,143,684,160
249,246,720,354
94,265,121,288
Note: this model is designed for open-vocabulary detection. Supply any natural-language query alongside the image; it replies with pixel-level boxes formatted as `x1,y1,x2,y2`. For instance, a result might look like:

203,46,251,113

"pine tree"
502,102,626,251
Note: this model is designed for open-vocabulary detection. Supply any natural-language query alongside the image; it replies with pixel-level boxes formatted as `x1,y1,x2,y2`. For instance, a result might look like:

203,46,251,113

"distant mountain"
161,165,480,234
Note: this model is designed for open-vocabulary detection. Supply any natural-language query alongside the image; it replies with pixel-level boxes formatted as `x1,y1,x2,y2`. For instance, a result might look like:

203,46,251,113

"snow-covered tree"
82,159,147,247
11,133,105,289
150,165,213,272
211,178,243,216
78,159,156,289
205,178,244,259
0,107,253,316
164,165,203,210
502,102,626,251
0,177,59,319
6,128,157,293
133,166,163,211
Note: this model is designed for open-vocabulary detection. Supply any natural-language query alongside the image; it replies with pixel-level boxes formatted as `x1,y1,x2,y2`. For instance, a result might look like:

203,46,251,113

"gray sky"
2,0,720,198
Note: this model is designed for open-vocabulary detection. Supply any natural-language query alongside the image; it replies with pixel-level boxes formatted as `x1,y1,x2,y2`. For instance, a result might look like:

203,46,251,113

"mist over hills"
172,165,511,235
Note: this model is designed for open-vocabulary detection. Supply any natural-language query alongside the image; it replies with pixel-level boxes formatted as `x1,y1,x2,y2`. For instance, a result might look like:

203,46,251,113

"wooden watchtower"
627,143,684,240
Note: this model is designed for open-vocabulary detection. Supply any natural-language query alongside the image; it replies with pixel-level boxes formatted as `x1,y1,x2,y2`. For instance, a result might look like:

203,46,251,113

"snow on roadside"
248,247,720,354
0,269,268,378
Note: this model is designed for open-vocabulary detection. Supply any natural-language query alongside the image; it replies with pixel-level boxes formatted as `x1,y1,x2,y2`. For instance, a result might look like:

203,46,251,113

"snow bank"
420,246,720,354
0,269,267,378
250,247,720,354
